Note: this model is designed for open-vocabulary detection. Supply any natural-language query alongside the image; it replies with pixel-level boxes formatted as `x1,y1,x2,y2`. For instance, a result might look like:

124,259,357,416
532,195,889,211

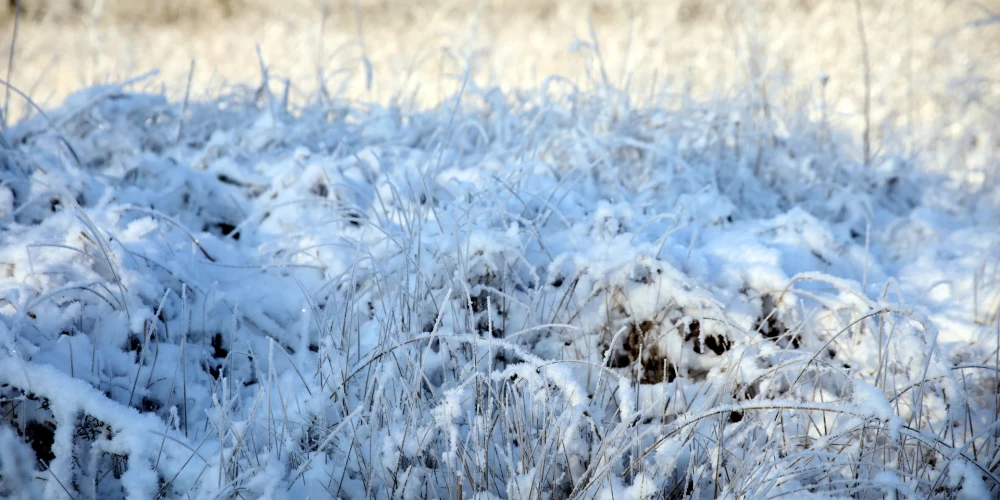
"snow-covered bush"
0,65,998,499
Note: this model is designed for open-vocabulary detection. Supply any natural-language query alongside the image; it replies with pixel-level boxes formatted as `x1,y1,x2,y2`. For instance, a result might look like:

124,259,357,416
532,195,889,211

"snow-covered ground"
2,22,1000,499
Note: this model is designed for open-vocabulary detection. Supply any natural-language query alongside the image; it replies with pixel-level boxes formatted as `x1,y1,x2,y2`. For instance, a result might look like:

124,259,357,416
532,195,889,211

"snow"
0,54,999,499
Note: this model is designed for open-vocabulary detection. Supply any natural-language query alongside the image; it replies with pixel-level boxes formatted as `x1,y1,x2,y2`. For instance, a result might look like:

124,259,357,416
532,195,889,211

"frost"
0,49,997,499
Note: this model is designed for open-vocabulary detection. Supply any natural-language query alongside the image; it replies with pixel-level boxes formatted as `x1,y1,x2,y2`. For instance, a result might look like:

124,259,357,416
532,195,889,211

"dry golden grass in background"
2,0,999,165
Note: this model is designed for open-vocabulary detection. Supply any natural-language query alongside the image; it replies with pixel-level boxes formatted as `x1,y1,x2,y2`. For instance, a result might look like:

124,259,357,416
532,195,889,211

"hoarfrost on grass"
0,61,998,499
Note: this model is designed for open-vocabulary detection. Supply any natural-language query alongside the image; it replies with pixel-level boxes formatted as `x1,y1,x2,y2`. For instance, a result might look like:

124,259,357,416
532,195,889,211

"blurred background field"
2,0,999,177
8,5,998,330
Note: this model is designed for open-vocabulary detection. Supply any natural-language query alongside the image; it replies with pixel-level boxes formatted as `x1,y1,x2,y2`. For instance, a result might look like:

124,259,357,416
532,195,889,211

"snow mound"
0,80,998,499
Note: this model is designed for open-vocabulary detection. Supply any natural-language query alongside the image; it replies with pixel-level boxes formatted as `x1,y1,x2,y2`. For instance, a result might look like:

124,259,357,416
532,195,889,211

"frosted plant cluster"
0,75,998,499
